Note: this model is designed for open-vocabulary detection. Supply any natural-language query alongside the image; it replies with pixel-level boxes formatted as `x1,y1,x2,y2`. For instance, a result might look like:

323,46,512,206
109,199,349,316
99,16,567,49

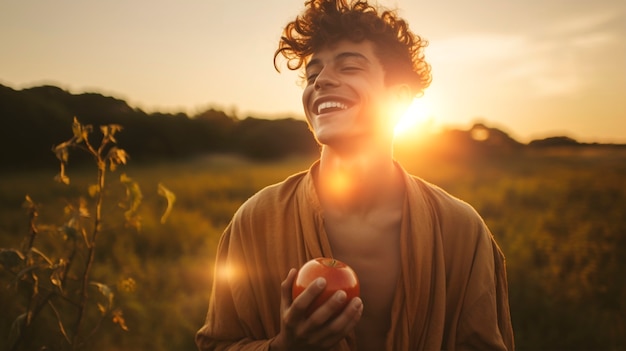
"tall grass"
1,148,624,350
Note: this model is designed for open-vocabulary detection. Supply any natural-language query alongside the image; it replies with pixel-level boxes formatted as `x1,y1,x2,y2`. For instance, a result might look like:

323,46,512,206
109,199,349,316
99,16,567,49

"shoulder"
217,169,310,253
409,175,483,225
404,175,504,275
232,169,310,223
405,174,492,249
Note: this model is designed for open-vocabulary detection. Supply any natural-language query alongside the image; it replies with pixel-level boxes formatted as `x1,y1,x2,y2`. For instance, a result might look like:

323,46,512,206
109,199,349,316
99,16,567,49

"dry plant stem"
25,204,38,252
48,300,72,344
8,119,133,350
71,158,106,349
24,203,38,321
9,203,42,351
83,308,108,346
12,187,76,350
10,297,51,351
12,171,97,350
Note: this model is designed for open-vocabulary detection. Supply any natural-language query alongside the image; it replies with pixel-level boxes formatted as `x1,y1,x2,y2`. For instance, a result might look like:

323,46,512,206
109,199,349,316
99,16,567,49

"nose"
314,67,340,90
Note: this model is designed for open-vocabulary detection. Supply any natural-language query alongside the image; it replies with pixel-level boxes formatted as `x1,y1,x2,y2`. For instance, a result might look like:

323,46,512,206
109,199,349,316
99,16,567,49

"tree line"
0,84,320,170
2,84,622,171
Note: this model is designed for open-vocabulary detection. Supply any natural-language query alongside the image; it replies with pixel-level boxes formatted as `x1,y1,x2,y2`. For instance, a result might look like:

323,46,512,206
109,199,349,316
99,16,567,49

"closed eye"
306,74,319,84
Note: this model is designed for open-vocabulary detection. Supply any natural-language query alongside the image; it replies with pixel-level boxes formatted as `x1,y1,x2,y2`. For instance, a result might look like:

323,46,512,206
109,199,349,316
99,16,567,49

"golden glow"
471,126,490,141
394,98,434,138
216,263,238,281
328,170,351,197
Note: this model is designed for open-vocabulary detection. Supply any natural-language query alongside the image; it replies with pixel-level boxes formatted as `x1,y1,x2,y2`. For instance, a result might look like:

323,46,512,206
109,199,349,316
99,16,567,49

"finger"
307,290,348,324
296,290,349,341
280,268,298,311
308,296,364,348
336,297,363,332
285,277,326,325
293,277,326,310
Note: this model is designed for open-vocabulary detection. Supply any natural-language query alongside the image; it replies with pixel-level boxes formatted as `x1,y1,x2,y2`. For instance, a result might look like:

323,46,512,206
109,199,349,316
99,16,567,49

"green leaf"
157,183,176,224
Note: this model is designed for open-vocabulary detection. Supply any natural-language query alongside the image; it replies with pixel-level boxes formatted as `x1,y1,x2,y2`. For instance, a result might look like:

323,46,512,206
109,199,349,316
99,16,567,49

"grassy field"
1,147,625,350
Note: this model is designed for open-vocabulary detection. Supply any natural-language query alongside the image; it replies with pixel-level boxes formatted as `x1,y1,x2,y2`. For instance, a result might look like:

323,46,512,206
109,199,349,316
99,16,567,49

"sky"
1,0,625,143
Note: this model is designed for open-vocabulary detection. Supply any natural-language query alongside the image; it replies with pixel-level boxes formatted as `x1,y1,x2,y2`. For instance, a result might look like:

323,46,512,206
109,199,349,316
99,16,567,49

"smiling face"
302,40,407,149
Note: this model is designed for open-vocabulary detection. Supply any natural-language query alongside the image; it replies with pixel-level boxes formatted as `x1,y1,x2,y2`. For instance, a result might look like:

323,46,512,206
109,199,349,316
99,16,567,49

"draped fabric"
196,161,514,350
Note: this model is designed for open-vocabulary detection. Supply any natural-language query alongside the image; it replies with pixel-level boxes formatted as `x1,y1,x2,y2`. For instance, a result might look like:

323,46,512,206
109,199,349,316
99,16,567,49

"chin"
315,129,368,150
313,132,340,147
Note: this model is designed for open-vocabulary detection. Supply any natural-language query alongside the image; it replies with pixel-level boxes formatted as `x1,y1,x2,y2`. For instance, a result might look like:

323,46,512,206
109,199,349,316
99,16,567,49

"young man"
196,0,514,350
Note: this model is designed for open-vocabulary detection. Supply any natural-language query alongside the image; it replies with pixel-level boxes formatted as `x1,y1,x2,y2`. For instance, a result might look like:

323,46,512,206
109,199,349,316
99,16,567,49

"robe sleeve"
195,172,311,351
405,174,515,350
195,219,273,351
454,222,515,351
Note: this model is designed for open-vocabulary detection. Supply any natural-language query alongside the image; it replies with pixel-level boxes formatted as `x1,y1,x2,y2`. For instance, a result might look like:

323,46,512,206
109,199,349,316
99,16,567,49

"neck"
315,142,402,215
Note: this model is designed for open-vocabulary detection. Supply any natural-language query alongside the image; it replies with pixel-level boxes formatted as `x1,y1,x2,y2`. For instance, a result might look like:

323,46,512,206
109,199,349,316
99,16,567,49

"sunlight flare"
394,98,433,138
217,263,239,281
328,170,351,197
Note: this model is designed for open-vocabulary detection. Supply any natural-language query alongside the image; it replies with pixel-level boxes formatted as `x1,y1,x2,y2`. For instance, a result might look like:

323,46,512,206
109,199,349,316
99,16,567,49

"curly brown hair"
274,0,432,96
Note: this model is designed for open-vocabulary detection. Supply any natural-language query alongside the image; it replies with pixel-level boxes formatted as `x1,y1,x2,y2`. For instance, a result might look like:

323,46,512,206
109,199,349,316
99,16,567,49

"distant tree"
232,117,319,160
529,136,580,147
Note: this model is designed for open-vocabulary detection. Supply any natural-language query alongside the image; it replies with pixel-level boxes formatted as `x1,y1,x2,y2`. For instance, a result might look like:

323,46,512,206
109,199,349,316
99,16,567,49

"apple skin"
292,257,360,316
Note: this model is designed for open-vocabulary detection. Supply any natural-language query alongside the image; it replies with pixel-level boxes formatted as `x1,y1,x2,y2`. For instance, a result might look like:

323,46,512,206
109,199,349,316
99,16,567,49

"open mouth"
315,99,354,115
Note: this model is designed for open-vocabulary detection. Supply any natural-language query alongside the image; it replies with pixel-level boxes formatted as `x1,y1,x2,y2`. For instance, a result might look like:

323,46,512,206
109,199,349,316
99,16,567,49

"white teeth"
317,101,348,114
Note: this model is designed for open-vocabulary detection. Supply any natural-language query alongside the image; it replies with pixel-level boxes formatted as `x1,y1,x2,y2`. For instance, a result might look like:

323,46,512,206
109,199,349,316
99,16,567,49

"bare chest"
324,212,402,351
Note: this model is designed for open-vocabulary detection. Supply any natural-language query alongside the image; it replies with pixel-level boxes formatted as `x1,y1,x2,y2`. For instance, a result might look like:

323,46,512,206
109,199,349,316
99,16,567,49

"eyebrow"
305,51,370,71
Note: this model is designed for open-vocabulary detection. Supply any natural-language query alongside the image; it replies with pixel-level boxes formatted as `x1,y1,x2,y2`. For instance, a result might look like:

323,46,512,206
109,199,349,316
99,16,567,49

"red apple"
292,257,360,316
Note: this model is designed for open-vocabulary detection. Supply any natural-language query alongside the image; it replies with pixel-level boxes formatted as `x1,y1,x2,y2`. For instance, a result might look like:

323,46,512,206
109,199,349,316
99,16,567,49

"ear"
392,83,413,107
387,83,414,124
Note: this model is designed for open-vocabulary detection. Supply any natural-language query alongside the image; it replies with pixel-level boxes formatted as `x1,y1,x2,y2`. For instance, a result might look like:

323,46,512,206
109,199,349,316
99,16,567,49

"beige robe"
196,161,515,350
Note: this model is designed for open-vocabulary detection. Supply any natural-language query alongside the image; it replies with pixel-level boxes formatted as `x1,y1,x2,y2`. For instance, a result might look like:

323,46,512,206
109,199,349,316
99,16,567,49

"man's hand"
270,268,363,351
